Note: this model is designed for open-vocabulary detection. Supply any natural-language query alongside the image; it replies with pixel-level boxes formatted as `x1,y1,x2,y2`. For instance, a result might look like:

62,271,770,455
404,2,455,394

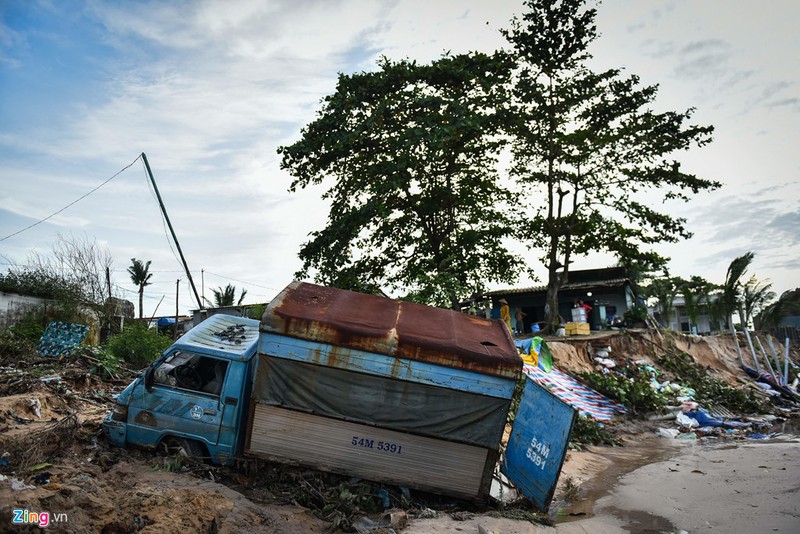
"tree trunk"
544,271,562,333
138,288,144,319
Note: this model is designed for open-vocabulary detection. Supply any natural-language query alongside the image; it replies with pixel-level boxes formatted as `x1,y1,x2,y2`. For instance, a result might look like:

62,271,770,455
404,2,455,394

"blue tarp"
157,317,176,328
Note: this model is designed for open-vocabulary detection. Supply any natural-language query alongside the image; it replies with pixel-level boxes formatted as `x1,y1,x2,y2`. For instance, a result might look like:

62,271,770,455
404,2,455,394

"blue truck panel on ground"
501,375,576,511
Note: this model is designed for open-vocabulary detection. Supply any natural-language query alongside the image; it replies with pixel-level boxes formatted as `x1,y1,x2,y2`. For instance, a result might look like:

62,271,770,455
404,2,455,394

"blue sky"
1,0,798,316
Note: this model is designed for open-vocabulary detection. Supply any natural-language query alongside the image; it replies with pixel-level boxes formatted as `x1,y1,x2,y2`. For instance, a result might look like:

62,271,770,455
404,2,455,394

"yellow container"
565,322,590,335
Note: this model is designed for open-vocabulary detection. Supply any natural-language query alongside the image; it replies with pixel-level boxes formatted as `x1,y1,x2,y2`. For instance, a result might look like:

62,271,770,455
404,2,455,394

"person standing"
514,307,527,334
498,298,512,332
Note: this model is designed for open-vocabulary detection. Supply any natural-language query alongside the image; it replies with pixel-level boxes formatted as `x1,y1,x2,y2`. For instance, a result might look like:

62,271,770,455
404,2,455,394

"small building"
651,295,717,334
484,267,639,333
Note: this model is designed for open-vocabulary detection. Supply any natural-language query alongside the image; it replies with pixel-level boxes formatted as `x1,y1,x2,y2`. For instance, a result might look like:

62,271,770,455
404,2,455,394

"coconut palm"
721,252,754,328
127,258,153,319
741,276,775,329
211,284,247,307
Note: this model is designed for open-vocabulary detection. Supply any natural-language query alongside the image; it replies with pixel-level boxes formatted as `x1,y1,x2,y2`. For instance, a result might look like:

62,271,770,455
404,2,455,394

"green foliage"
9,311,47,342
106,322,172,367
279,53,521,309
503,0,718,328
128,258,153,319
0,330,39,364
211,284,247,307
81,346,124,379
0,267,77,300
623,306,648,325
569,416,621,450
245,304,265,320
720,252,754,327
755,288,800,330
657,350,764,413
580,369,668,415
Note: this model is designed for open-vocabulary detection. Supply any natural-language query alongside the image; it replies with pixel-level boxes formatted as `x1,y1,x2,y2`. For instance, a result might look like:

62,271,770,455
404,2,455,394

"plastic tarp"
36,321,90,357
253,356,510,448
522,363,627,421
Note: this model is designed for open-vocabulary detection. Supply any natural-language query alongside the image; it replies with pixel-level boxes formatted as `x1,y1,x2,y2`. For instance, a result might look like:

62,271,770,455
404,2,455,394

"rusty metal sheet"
261,282,521,379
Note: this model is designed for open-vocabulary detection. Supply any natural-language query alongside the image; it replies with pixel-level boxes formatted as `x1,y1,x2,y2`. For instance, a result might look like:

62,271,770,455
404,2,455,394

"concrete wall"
0,291,49,331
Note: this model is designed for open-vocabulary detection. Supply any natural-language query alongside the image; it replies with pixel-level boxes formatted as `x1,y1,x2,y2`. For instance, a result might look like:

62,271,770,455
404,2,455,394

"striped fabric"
523,364,627,421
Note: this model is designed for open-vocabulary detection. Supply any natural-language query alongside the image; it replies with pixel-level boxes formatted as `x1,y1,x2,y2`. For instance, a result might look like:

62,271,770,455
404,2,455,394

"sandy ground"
404,436,800,534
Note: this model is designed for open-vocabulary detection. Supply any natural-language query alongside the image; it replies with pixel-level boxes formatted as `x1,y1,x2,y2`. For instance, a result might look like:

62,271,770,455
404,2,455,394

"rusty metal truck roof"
261,281,521,379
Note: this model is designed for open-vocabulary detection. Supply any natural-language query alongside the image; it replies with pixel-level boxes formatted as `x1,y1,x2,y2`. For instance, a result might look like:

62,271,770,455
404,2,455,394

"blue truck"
103,282,575,509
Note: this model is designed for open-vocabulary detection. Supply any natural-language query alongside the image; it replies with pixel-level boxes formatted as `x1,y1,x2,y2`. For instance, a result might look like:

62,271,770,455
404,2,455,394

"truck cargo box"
246,281,522,500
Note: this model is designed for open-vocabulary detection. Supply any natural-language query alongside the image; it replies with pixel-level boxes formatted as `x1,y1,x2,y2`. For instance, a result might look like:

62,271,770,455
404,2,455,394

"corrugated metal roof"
261,282,521,380
485,278,629,296
174,314,260,359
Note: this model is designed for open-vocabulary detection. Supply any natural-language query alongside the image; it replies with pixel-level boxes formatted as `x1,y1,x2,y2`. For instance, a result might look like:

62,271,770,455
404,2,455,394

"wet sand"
404,436,800,534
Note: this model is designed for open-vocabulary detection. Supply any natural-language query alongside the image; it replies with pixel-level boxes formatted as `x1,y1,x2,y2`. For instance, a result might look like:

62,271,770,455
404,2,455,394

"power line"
203,270,279,292
0,155,143,242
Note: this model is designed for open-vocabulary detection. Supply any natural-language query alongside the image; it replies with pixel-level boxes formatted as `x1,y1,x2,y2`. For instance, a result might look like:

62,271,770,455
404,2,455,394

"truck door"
127,351,228,448
501,375,576,511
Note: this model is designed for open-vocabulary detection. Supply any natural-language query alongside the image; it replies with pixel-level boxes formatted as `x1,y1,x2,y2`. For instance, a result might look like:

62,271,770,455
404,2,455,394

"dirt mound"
548,329,790,388
0,460,328,533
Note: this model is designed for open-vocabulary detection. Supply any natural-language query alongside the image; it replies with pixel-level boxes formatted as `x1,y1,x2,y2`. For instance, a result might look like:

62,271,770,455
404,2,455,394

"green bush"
569,416,622,449
580,368,668,415
9,311,47,342
624,306,648,325
106,323,172,367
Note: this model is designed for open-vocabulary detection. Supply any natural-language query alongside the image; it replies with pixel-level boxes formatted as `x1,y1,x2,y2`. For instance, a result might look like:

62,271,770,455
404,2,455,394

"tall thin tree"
503,0,718,330
128,258,153,319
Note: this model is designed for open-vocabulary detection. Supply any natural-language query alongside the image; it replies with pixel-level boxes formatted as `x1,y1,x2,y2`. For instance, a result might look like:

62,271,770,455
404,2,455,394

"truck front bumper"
102,411,127,448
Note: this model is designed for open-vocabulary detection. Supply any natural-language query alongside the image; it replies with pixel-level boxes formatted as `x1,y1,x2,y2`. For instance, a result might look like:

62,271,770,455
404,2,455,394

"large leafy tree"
279,54,520,309
503,0,719,329
128,258,153,319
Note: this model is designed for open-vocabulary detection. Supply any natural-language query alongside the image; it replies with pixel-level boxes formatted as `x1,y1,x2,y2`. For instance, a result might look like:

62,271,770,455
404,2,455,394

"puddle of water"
552,439,680,523
605,508,677,533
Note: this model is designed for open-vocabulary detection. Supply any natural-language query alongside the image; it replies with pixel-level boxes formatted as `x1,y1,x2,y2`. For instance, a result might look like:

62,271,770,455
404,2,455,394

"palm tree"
721,252,754,328
211,284,247,307
742,276,775,329
127,258,153,319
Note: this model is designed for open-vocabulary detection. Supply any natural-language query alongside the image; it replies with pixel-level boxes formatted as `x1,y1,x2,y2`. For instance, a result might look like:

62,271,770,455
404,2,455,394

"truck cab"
103,314,260,463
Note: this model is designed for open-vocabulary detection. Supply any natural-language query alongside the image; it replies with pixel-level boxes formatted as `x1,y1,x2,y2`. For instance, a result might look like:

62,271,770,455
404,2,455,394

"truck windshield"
153,351,228,396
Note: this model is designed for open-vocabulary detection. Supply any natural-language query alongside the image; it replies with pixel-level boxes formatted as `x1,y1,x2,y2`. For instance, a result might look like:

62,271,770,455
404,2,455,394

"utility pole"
141,152,203,310
174,279,180,341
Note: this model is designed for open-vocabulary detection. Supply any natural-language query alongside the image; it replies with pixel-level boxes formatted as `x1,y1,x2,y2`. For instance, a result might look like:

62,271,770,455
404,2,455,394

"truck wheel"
178,438,207,460
162,436,207,461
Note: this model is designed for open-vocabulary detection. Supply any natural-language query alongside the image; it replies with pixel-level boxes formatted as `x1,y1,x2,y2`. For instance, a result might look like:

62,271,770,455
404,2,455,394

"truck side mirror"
144,365,154,391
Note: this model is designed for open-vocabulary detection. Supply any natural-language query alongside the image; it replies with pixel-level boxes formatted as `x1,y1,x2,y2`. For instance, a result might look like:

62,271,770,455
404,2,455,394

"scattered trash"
675,432,697,440
680,402,752,429
676,412,699,429
10,477,35,491
353,509,408,533
656,428,680,439
39,376,62,384
32,471,52,485
27,397,42,419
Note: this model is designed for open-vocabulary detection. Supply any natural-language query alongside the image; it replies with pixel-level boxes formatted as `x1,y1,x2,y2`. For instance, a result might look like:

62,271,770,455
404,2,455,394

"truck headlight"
110,403,128,422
